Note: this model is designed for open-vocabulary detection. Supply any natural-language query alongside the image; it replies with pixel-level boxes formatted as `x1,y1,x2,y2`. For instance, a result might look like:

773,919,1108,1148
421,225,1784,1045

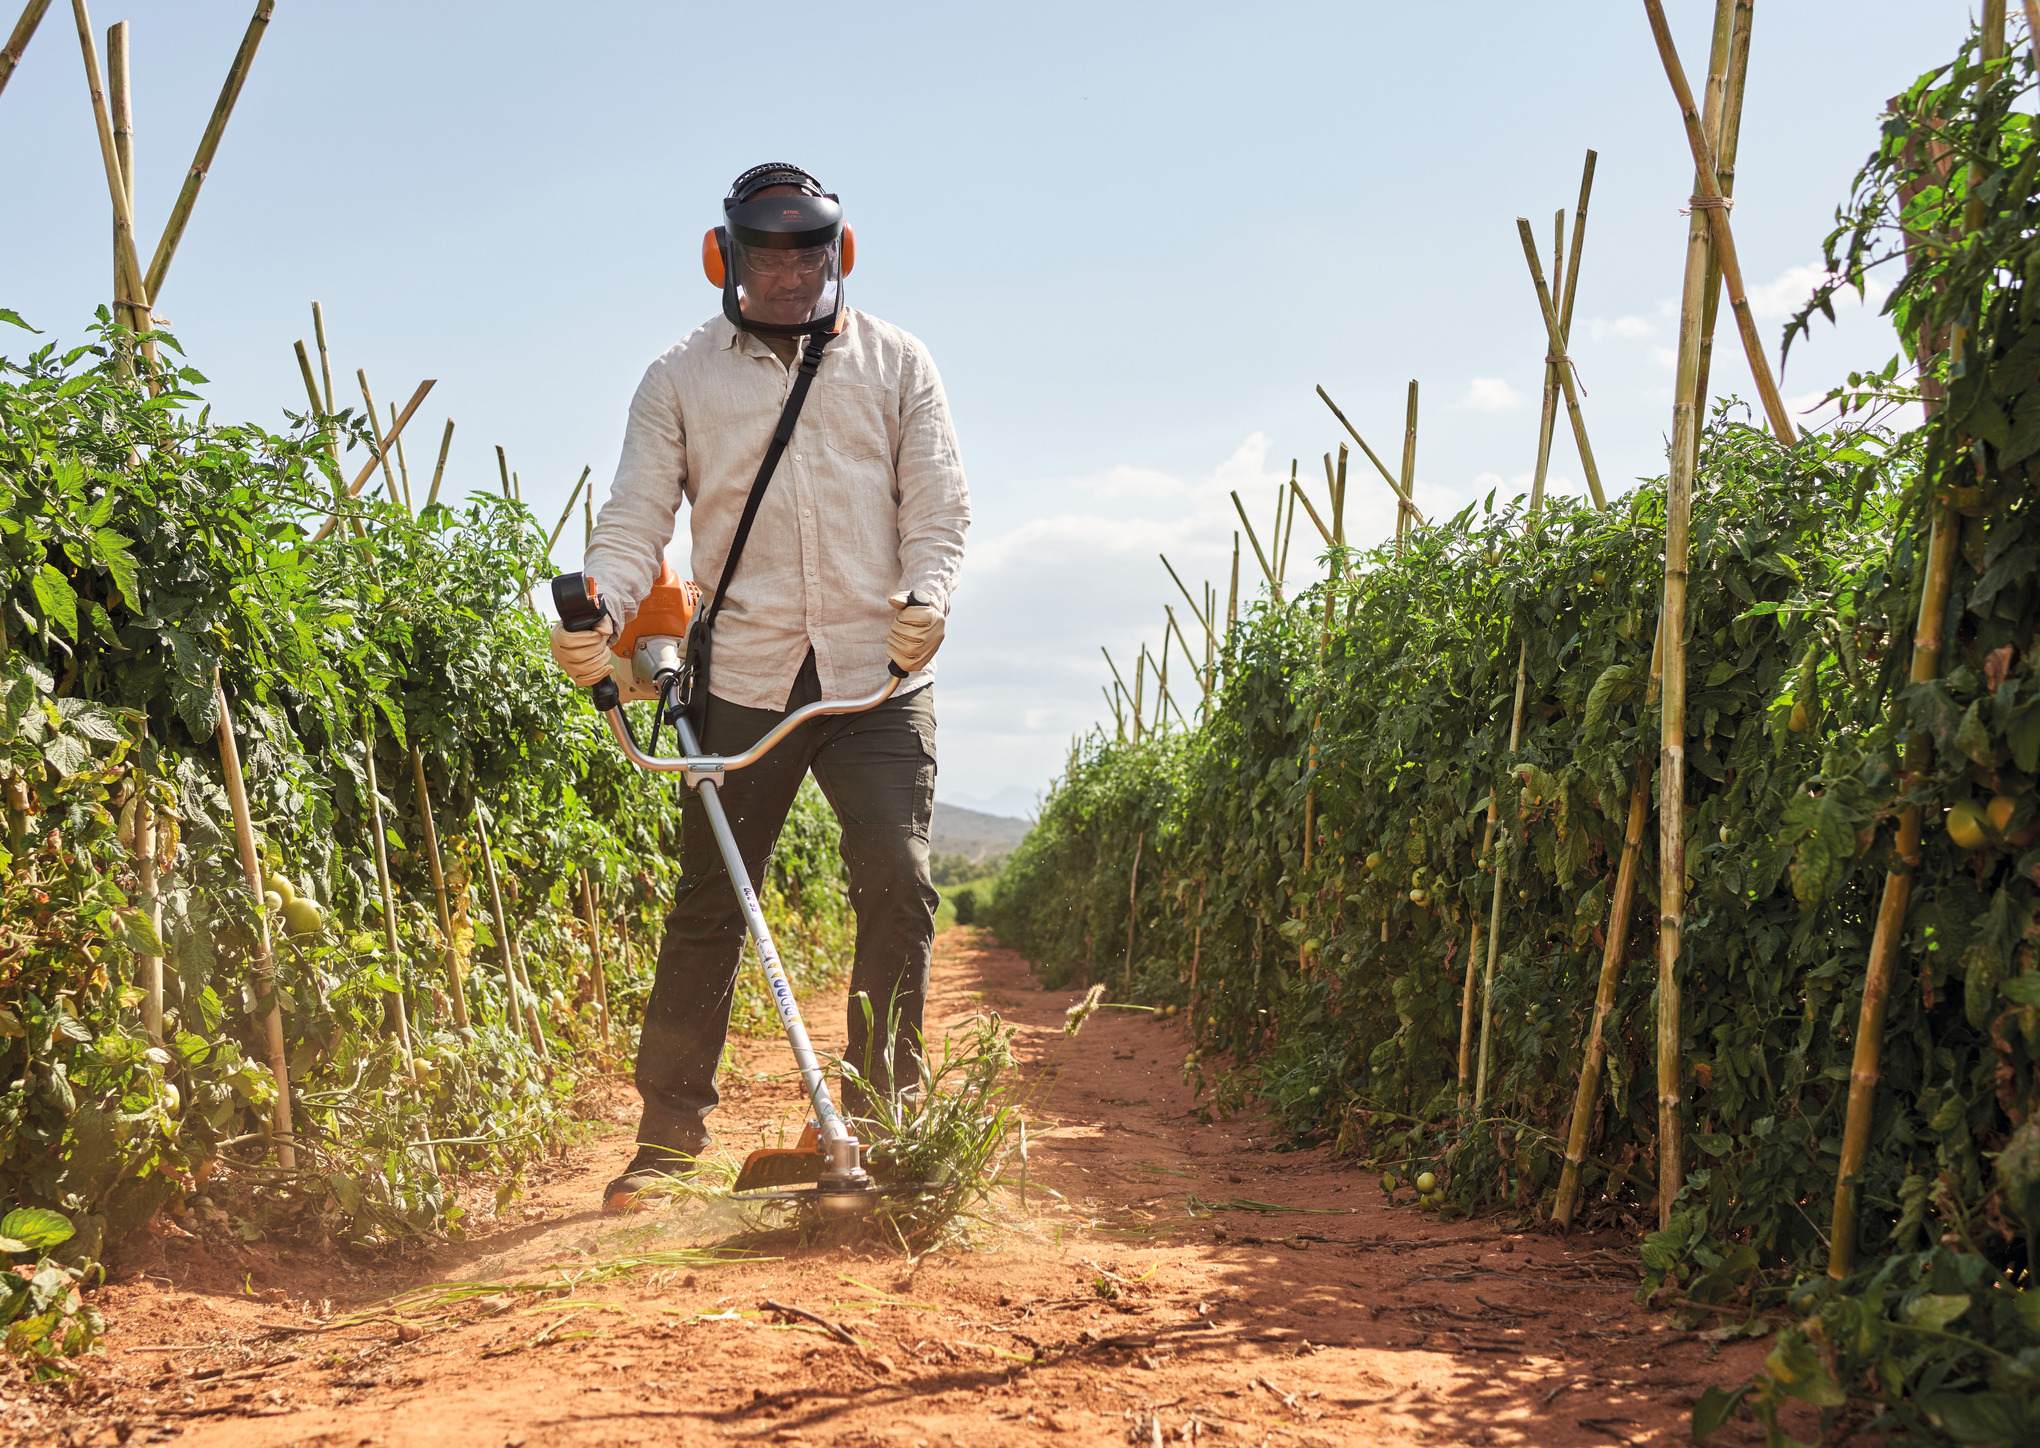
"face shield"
713,189,847,338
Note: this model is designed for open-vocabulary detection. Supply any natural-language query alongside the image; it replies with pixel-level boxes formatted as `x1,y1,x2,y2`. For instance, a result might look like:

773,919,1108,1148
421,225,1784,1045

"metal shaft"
675,714,852,1153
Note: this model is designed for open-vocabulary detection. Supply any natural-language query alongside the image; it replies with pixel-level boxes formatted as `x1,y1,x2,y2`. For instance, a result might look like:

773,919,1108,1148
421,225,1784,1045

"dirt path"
6,930,1778,1447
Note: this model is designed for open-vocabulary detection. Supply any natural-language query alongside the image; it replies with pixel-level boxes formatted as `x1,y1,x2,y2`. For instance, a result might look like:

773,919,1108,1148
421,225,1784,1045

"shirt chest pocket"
821,383,891,463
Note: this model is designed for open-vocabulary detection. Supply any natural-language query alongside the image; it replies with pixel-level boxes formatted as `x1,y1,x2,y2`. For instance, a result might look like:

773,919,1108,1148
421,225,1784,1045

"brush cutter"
552,565,911,1218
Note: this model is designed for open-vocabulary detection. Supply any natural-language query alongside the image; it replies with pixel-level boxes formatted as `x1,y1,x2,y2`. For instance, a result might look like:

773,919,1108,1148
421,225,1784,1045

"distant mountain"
939,786,1041,820
930,802,1031,863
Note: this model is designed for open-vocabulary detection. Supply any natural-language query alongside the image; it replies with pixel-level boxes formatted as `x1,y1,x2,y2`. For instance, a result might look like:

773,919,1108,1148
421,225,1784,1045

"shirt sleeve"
892,337,970,615
584,357,687,624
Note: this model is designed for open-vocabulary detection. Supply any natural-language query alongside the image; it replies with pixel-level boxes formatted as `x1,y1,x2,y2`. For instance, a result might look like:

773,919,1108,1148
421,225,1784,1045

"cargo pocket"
823,384,890,462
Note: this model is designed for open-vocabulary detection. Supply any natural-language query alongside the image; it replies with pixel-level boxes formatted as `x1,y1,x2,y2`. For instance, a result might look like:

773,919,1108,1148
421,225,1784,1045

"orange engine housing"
607,561,700,657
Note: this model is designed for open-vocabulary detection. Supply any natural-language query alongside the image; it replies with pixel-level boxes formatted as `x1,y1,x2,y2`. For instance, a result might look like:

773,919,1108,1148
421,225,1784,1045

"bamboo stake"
311,380,436,542
547,466,592,552
1229,491,1280,600
1692,5,1745,409
389,402,414,514
1123,830,1144,991
212,676,294,1168
475,807,547,1061
1551,138,1704,1227
1189,878,1205,995
424,419,454,511
359,707,416,1067
1276,484,1298,587
1515,220,1609,510
409,745,467,1029
358,371,405,511
312,301,335,414
107,19,130,311
1554,617,1666,1225
1101,646,1132,733
1640,0,1797,446
580,870,611,1054
1397,382,1419,551
69,0,151,344
139,0,272,304
0,0,52,100
583,488,593,550
1829,0,1998,1280
1132,650,1145,740
134,724,163,1044
1103,683,1124,739
1160,554,1216,649
496,445,513,498
1228,535,1240,630
1289,475,1334,548
1650,73,1719,1235
1314,387,1429,527
1333,445,1348,548
1165,607,1202,698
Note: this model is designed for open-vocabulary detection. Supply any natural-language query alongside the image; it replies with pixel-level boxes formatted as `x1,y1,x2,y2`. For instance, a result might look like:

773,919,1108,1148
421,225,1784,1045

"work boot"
602,1135,712,1215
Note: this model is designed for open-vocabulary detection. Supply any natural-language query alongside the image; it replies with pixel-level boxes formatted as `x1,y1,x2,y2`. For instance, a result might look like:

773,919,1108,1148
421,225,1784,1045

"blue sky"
3,1,1979,815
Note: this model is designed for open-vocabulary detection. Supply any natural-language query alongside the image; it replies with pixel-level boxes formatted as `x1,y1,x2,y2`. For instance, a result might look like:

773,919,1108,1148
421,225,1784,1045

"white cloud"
1464,377,1521,410
1744,262,1893,322
1586,314,1659,342
1650,345,1678,368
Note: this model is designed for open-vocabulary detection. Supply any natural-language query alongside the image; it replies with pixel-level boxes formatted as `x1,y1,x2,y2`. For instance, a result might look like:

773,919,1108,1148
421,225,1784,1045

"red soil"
0,929,1796,1447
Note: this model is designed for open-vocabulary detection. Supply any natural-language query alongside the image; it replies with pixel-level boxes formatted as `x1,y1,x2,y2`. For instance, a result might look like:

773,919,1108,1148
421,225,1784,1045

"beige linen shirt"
585,309,970,711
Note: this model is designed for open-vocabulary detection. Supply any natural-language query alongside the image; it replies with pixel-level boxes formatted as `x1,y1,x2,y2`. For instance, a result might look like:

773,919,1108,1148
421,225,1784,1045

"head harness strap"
727,163,826,204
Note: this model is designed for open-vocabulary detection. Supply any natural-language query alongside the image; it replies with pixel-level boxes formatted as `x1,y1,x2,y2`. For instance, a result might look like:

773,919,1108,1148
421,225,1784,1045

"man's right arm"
584,359,688,624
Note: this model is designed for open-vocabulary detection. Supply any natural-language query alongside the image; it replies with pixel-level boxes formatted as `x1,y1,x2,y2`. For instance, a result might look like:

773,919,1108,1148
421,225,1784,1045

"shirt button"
803,508,812,517
794,452,803,460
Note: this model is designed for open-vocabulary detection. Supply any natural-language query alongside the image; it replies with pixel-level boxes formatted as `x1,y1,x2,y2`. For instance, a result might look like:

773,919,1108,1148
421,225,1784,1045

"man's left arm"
892,338,970,613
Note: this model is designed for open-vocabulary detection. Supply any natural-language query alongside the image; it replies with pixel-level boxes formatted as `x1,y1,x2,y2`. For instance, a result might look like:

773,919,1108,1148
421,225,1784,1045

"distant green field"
934,872,1002,933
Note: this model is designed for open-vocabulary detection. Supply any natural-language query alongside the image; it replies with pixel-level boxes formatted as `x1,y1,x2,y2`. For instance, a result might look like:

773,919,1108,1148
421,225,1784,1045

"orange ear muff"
702,228,726,288
840,224,855,278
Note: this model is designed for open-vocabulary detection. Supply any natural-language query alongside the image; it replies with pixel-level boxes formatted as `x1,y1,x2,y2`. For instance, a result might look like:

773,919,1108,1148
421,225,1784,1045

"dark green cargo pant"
634,651,937,1149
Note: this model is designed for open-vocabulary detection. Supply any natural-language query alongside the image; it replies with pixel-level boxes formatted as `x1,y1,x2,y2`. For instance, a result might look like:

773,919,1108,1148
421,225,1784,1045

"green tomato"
1415,1171,1437,1193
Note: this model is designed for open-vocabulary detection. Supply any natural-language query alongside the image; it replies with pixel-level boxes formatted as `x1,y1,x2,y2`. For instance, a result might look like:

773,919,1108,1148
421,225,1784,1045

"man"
550,163,969,1211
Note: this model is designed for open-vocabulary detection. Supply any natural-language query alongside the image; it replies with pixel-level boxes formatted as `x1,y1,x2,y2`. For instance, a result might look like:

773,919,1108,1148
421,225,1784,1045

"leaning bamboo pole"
107,19,130,312
1123,830,1144,992
580,870,612,1054
359,708,416,1068
475,807,547,1061
359,371,406,510
1829,0,1997,1280
1553,616,1666,1226
409,745,468,1029
139,0,271,304
212,677,294,1169
1468,151,1604,1109
547,466,593,552
1396,383,1419,548
1517,220,1609,511
133,722,164,1044
1230,491,1281,600
310,380,436,541
1691,1,1748,409
424,420,455,511
1555,8,1742,1231
1315,387,1428,527
69,0,152,347
0,0,53,100
1641,0,1797,447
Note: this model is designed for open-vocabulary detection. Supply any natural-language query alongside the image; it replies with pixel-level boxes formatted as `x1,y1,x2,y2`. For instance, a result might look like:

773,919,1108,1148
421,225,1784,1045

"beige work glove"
885,593,945,674
549,616,615,687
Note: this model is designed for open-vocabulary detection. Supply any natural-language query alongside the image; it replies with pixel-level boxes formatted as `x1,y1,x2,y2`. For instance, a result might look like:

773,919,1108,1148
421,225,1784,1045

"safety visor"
723,192,844,337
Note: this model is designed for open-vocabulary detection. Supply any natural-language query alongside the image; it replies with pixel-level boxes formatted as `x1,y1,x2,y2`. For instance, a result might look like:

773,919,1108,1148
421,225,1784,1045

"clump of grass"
841,996,1022,1250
